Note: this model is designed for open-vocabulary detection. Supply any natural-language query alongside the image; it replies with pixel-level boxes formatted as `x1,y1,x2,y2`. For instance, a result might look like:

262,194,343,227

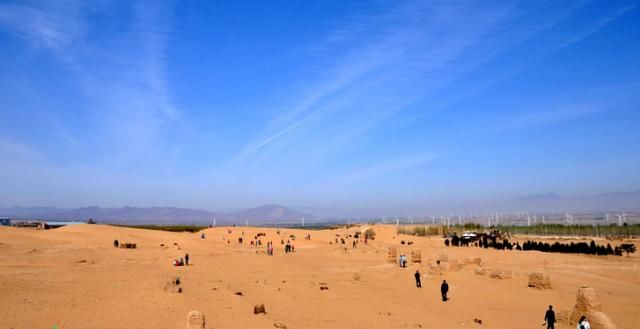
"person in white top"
577,316,591,329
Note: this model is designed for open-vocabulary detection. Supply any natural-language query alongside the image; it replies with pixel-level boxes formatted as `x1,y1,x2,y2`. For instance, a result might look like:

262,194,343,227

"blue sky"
0,0,639,215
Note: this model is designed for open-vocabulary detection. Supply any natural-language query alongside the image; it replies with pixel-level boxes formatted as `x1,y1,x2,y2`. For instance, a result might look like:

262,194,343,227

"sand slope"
0,224,638,329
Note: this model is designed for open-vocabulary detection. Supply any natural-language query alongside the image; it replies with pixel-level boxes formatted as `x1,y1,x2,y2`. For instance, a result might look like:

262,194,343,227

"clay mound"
474,266,486,275
570,286,619,328
463,257,482,266
387,247,397,263
186,310,205,329
528,272,551,289
571,286,602,323
489,270,512,279
411,250,422,264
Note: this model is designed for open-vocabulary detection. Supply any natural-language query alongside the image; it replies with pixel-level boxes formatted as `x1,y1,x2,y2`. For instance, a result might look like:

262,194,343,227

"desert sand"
0,224,638,329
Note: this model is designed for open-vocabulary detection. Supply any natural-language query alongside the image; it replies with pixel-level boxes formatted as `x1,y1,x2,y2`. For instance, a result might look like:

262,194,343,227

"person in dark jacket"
441,280,449,301
185,253,190,266
414,270,422,288
544,305,556,329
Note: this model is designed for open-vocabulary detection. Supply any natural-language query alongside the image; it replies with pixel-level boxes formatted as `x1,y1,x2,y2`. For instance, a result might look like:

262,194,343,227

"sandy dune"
0,224,638,329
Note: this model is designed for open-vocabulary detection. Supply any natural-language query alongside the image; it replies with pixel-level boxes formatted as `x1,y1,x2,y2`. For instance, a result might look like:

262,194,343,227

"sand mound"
410,250,422,264
571,286,602,322
570,286,618,329
528,272,551,289
186,310,205,329
489,270,512,279
462,257,482,266
387,247,397,263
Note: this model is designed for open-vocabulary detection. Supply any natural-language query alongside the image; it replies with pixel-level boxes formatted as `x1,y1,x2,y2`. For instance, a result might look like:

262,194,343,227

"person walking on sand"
441,280,449,301
185,253,190,266
577,316,590,329
544,305,556,329
414,270,422,288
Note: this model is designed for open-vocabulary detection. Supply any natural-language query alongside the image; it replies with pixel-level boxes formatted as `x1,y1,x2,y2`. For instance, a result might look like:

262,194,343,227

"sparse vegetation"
620,243,636,257
114,225,207,233
495,223,640,237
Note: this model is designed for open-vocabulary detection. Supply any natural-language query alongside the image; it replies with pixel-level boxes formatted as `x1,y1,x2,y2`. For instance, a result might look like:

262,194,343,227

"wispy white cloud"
223,0,607,182
334,154,442,185
227,2,516,168
0,0,88,56
0,0,180,167
491,103,605,133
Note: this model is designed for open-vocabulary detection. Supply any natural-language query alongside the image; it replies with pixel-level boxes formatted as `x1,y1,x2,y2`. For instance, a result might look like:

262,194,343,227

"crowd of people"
445,232,631,257
173,253,189,266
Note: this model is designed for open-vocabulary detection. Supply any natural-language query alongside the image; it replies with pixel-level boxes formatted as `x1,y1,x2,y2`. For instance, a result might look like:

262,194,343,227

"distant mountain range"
0,204,313,225
1,189,639,223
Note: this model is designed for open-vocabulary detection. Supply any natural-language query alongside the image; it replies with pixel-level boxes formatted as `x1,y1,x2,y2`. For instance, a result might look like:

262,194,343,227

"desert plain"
0,224,638,329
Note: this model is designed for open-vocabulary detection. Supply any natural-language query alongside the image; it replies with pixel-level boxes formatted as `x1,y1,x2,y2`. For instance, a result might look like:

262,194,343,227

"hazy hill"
0,204,312,225
230,204,311,223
